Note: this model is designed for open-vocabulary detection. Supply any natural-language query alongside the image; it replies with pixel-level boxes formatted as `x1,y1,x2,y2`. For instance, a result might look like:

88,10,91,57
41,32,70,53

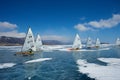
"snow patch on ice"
77,58,120,80
0,63,16,69
98,58,120,66
25,58,52,63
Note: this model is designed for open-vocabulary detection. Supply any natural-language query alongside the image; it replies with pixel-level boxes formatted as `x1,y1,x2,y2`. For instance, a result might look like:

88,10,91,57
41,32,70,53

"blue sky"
0,0,120,43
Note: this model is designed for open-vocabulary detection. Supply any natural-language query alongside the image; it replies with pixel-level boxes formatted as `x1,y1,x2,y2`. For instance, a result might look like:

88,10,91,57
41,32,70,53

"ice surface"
41,45,72,51
0,63,16,69
0,45,110,52
98,48,110,51
58,48,110,52
98,58,120,66
0,46,22,52
25,58,52,63
77,58,120,80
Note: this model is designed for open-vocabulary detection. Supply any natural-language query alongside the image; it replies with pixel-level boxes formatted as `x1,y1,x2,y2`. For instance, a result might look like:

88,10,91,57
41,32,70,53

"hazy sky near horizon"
0,0,120,43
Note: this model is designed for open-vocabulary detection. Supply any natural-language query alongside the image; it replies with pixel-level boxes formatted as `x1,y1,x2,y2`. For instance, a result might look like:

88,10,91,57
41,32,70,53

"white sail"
96,38,100,47
35,34,42,51
72,34,82,49
22,28,36,52
116,38,120,45
86,37,92,48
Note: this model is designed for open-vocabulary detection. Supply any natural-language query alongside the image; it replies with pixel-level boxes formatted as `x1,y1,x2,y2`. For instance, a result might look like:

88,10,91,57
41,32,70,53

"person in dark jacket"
29,48,33,54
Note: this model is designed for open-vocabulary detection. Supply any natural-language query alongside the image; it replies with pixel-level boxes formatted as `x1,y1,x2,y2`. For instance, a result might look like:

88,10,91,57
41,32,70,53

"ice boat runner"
116,38,120,46
16,27,36,55
70,34,82,50
35,34,43,51
86,37,93,49
95,38,101,48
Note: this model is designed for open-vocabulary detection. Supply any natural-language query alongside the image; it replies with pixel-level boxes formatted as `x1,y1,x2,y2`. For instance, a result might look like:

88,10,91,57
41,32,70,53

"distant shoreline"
0,43,22,46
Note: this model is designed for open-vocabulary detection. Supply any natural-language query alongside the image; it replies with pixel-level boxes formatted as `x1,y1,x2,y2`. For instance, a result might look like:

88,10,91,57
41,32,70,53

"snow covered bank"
77,58,120,80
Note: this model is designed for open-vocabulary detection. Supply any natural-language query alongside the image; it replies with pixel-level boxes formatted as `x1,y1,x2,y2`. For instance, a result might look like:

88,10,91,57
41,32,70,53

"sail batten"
72,34,82,49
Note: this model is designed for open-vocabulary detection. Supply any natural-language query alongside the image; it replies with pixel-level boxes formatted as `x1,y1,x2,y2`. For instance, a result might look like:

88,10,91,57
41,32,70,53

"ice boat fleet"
17,27,120,55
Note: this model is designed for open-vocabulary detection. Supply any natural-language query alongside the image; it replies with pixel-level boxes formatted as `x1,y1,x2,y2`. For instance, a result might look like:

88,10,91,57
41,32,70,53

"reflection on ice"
77,58,120,80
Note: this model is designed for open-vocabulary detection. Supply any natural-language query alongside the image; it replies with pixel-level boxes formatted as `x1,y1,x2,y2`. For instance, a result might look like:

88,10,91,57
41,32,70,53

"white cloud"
74,24,90,31
89,14,120,28
75,14,120,31
0,21,17,29
41,35,70,42
0,30,26,38
0,21,26,38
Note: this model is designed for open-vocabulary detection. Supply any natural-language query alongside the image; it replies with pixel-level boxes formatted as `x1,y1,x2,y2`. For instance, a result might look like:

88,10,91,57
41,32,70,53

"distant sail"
72,34,82,49
86,37,92,48
35,34,42,51
116,38,120,46
96,38,100,47
22,28,36,51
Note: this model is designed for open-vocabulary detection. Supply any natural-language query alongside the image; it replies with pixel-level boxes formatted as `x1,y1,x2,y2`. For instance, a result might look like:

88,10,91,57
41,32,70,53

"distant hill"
42,40,71,45
0,36,24,46
0,36,71,46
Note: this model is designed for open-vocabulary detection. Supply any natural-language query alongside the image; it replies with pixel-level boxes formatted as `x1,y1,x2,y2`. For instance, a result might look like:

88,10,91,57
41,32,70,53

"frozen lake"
0,46,120,80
